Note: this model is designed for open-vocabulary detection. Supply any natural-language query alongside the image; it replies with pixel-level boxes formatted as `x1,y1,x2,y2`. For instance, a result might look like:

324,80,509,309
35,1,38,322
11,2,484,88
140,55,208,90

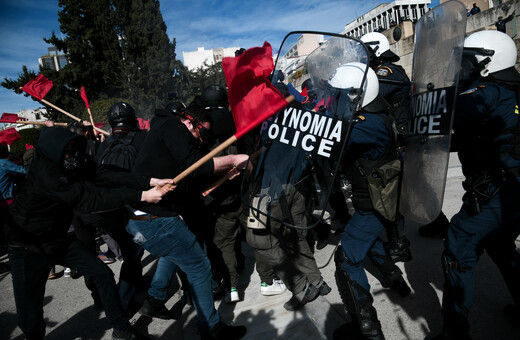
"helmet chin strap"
478,57,492,77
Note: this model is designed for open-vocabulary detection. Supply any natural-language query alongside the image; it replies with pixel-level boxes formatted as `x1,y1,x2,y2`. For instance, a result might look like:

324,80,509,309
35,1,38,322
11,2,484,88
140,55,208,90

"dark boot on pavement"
139,295,171,320
200,321,247,340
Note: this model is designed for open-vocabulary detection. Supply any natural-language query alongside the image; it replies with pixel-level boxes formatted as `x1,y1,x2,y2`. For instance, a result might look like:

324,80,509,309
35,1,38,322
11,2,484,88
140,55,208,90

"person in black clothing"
470,3,481,15
125,104,248,340
6,127,172,340
95,102,151,315
495,14,513,33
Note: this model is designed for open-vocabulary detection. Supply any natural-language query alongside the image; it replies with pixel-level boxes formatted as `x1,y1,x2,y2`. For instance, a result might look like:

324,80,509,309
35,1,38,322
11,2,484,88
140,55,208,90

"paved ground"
1,153,519,340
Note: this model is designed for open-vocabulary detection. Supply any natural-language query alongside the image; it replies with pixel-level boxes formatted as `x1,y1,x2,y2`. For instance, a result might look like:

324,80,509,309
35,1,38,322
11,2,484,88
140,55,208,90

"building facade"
342,0,431,38
38,47,67,71
182,46,239,71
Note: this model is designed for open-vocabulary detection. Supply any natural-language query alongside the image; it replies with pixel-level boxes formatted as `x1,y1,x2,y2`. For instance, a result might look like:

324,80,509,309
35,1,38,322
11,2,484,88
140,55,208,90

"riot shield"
242,32,370,229
399,0,467,225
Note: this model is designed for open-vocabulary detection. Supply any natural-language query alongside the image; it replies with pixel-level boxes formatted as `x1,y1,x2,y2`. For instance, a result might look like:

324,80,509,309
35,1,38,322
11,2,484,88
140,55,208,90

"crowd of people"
0,24,519,340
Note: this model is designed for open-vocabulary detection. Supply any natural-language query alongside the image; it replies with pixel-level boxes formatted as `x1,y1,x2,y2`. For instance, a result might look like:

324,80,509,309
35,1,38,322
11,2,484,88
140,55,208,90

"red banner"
21,74,53,100
80,86,90,109
222,42,288,139
0,113,24,123
0,128,21,145
137,118,150,131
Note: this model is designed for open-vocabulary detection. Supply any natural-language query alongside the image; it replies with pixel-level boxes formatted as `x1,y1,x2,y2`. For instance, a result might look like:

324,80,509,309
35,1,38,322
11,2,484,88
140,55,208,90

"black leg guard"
368,251,411,297
334,248,385,340
384,225,412,263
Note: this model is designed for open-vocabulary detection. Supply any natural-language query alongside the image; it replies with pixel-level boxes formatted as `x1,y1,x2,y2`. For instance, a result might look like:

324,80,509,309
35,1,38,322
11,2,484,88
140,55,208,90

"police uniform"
375,61,411,137
441,79,520,338
335,111,410,338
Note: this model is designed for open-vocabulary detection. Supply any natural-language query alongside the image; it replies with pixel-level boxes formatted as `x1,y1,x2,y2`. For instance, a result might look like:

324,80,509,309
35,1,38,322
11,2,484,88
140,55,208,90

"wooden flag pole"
14,120,68,127
87,108,98,135
201,147,264,197
163,95,295,192
19,87,109,136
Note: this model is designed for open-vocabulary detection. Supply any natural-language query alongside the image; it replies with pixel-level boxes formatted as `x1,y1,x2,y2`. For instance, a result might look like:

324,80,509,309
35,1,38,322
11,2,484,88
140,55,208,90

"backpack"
356,115,401,221
98,132,138,171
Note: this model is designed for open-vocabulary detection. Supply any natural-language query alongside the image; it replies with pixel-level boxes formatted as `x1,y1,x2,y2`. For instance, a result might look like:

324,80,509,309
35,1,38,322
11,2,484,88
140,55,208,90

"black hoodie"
7,127,150,257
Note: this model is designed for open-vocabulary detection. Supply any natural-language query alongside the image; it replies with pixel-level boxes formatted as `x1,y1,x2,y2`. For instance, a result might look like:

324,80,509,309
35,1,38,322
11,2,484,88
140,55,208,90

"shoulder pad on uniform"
376,66,392,77
459,85,485,95
356,115,366,121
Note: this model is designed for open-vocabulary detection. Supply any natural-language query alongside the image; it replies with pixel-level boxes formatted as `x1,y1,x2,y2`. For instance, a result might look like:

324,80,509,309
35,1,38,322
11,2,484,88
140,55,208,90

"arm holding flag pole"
160,42,292,190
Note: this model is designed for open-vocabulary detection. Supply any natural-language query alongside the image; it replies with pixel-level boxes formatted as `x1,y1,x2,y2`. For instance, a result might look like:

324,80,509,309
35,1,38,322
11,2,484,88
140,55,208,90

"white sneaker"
261,280,287,296
226,287,240,303
64,267,72,278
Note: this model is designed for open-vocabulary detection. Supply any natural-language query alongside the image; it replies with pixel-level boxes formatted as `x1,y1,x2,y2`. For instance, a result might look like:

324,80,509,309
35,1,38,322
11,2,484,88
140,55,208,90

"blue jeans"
126,215,219,332
9,241,129,339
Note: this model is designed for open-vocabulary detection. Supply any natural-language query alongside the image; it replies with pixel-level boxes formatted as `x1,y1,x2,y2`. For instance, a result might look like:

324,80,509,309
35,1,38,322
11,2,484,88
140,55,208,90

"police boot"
369,252,411,297
334,248,385,340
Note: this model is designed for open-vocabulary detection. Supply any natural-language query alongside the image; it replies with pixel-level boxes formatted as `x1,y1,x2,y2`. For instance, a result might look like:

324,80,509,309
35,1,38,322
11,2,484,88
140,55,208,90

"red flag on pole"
222,41,288,139
0,128,21,145
21,74,53,100
80,86,90,109
137,118,150,131
0,113,25,123
300,86,308,98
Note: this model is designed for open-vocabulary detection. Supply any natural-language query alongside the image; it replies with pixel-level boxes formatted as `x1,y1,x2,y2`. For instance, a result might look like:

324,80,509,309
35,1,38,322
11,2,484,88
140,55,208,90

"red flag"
21,74,53,100
222,41,288,139
137,118,150,131
0,113,24,123
0,128,21,145
94,122,105,128
80,86,90,109
300,86,308,98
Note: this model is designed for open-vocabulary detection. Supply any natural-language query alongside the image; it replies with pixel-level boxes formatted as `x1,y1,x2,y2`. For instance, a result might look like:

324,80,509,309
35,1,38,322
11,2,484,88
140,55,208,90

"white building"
38,47,68,71
1,108,48,132
342,0,431,38
182,47,239,71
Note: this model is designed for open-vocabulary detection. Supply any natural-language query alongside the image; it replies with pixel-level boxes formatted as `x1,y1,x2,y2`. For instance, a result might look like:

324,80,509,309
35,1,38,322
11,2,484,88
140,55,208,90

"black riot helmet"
200,84,228,110
107,102,138,132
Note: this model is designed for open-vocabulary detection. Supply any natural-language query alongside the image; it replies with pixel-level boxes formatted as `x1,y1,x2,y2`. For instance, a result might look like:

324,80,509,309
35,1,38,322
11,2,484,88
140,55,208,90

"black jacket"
7,127,149,257
132,109,215,217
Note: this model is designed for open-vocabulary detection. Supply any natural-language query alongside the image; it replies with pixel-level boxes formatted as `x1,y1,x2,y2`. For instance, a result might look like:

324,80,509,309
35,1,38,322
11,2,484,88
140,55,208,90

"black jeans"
9,240,129,339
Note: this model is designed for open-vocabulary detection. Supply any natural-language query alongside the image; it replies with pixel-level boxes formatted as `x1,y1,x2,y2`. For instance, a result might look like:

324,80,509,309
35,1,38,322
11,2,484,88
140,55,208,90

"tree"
116,0,177,115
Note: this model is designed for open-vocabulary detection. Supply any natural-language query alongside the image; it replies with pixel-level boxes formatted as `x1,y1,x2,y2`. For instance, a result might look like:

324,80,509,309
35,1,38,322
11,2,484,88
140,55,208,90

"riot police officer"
431,30,520,340
361,32,412,263
332,62,411,340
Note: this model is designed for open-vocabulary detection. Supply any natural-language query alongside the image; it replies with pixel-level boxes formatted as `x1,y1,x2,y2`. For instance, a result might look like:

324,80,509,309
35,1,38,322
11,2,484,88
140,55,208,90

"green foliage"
186,61,227,101
89,97,140,123
9,128,42,154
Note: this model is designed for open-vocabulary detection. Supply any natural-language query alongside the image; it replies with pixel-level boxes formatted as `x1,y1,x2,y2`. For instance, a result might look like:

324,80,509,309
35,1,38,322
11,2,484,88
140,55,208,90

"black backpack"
98,132,138,171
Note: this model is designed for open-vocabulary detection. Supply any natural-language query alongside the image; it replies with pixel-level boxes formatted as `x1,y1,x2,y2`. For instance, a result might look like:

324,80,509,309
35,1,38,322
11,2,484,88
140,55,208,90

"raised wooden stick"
13,120,68,127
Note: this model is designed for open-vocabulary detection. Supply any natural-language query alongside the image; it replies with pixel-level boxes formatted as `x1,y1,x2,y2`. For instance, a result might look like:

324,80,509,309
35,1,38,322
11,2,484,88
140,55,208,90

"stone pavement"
1,153,519,339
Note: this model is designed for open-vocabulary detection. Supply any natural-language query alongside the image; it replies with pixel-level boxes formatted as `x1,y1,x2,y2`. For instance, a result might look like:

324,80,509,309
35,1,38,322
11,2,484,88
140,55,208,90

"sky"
0,0,441,114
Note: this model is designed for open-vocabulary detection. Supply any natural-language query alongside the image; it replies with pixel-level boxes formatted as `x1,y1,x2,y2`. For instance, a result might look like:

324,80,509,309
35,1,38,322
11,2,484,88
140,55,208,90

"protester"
0,145,25,274
6,126,173,340
125,103,248,339
469,3,480,15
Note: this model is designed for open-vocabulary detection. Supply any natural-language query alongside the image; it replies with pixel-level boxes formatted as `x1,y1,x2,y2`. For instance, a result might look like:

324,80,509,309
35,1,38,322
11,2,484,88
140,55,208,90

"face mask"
62,140,85,172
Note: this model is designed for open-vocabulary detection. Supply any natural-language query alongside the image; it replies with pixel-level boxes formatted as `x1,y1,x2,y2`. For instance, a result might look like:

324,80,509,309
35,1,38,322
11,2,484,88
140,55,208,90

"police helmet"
360,32,399,62
463,30,517,77
107,102,138,131
200,84,228,110
328,62,379,108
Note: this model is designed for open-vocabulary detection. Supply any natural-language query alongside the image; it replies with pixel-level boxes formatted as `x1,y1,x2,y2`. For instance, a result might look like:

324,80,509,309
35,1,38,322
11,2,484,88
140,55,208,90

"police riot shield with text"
399,1,467,225
242,32,370,230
